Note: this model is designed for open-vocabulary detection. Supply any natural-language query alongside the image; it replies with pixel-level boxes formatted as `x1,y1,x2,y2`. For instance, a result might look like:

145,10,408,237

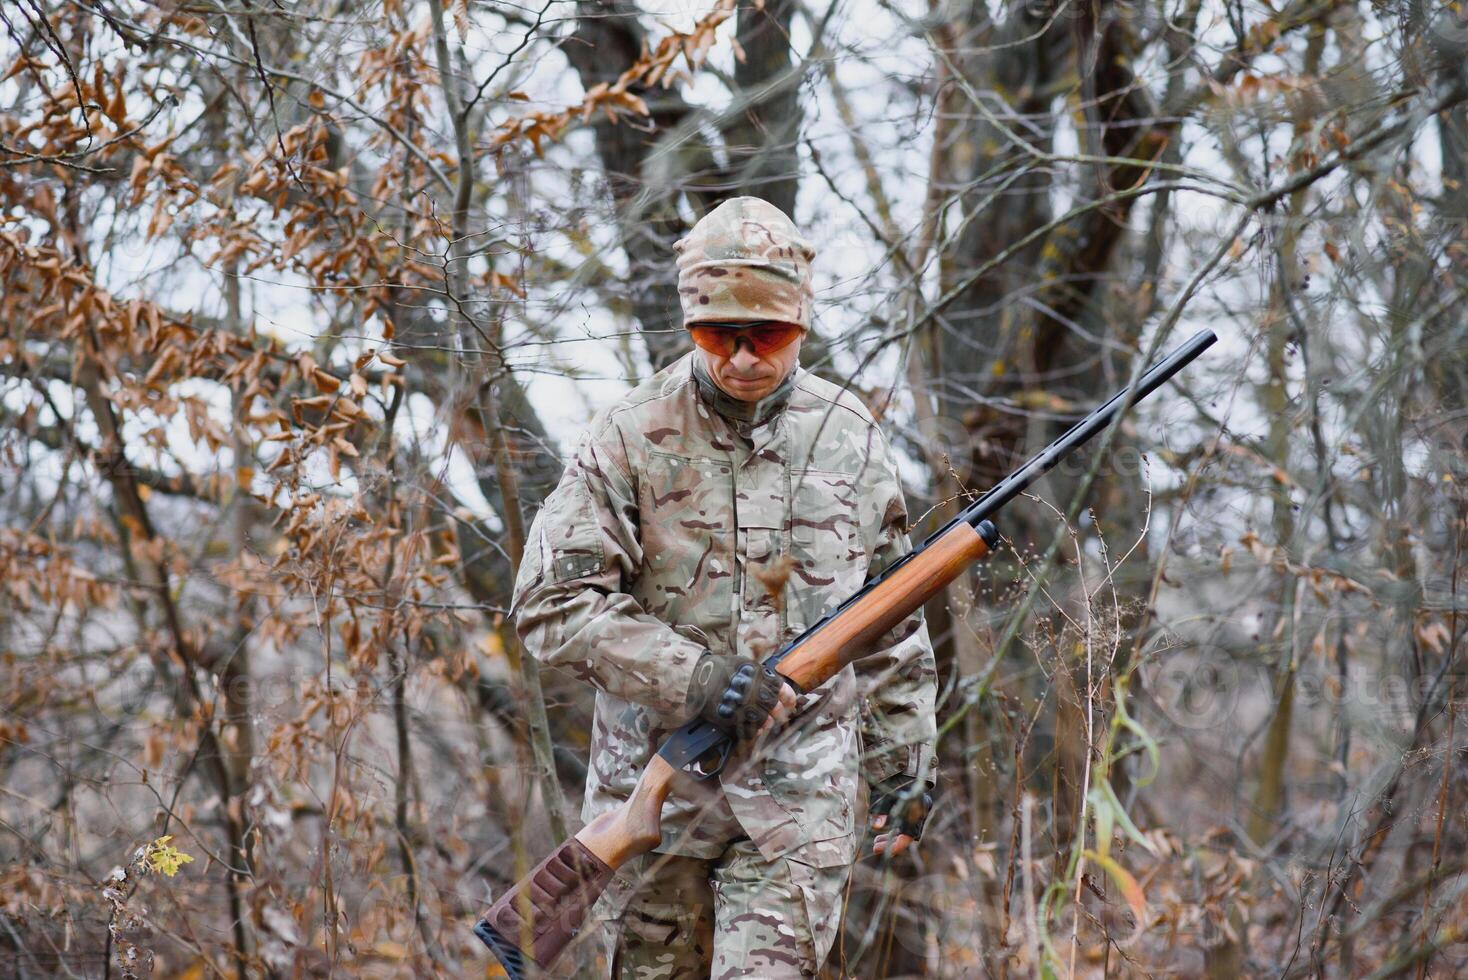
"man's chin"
722,377,774,401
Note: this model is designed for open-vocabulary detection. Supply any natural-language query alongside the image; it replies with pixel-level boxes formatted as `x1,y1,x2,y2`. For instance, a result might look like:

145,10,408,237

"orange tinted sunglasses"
688,321,804,357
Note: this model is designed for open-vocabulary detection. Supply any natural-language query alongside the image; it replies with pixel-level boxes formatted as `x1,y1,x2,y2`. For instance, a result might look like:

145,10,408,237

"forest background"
2,0,1466,976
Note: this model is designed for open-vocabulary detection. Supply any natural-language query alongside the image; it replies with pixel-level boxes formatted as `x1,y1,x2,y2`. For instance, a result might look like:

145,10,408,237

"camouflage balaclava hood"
673,196,814,329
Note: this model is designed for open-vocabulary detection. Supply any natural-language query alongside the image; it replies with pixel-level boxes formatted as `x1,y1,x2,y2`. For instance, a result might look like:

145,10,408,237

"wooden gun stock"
475,756,675,974
475,329,1217,978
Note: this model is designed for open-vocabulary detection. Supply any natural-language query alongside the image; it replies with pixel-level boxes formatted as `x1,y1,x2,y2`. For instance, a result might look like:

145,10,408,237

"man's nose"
729,337,761,371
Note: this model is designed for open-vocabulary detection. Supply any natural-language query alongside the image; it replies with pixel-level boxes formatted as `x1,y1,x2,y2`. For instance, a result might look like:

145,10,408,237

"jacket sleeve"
854,424,940,789
510,419,705,716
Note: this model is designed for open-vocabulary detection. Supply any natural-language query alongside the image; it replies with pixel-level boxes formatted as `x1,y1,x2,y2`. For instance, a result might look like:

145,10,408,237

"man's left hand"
869,776,932,858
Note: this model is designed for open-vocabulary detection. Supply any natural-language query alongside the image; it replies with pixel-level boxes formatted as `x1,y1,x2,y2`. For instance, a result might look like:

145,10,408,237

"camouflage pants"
592,838,850,979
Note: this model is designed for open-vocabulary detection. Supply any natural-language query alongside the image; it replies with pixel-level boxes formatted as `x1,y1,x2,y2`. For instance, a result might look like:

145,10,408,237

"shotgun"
475,328,1218,977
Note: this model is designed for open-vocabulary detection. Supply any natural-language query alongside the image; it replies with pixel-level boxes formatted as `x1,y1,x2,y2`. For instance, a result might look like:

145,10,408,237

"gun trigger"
690,741,732,780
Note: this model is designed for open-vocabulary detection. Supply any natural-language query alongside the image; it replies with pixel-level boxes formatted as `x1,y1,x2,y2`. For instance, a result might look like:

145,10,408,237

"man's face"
689,321,805,402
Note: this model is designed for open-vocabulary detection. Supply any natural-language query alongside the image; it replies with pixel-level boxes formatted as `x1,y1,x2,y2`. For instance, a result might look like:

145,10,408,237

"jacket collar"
690,354,798,430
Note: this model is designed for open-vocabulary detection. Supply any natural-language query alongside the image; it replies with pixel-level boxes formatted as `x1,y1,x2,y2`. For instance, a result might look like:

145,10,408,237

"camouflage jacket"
511,352,938,868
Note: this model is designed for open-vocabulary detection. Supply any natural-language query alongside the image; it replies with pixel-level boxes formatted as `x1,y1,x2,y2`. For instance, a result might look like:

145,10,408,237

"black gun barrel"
959,327,1218,528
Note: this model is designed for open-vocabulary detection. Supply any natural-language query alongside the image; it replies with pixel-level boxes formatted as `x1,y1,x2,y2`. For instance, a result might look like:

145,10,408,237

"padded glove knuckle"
687,652,785,740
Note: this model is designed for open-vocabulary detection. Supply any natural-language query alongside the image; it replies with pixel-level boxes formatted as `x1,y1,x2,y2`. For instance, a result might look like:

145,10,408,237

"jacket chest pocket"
788,470,865,631
739,526,780,613
640,453,733,622
734,474,788,661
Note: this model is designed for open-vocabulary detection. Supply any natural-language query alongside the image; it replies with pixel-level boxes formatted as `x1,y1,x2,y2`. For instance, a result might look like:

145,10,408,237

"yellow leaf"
144,835,195,877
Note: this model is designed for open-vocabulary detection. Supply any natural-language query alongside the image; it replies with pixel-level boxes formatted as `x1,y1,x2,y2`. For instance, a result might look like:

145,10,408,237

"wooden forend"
776,522,992,693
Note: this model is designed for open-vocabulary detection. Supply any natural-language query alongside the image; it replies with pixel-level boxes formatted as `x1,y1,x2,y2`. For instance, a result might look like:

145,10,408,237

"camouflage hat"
673,196,814,329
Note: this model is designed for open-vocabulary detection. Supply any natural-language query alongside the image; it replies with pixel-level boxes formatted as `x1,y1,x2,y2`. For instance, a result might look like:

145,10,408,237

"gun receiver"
475,328,1218,977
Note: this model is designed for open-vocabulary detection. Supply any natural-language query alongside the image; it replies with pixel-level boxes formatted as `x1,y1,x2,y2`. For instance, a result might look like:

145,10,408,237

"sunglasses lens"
748,324,802,354
689,325,735,356
689,323,802,357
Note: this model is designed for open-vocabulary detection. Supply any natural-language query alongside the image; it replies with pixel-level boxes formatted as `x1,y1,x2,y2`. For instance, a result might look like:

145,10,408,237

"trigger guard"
690,740,732,780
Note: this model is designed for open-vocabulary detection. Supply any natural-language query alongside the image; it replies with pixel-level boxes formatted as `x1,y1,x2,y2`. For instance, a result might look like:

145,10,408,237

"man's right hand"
687,652,798,740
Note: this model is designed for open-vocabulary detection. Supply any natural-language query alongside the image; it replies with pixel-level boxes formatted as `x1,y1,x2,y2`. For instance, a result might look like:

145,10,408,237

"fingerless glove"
686,651,784,740
870,775,934,841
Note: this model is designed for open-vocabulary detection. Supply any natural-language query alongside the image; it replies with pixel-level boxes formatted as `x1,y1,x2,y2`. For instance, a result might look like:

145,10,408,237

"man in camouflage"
512,197,938,977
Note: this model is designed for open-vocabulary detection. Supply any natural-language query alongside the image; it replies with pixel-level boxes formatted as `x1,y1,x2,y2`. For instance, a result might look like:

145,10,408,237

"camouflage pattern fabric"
589,837,848,979
511,351,938,874
673,196,814,329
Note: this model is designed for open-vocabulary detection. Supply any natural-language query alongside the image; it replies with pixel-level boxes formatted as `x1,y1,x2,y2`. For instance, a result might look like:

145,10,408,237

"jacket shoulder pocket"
542,469,607,584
